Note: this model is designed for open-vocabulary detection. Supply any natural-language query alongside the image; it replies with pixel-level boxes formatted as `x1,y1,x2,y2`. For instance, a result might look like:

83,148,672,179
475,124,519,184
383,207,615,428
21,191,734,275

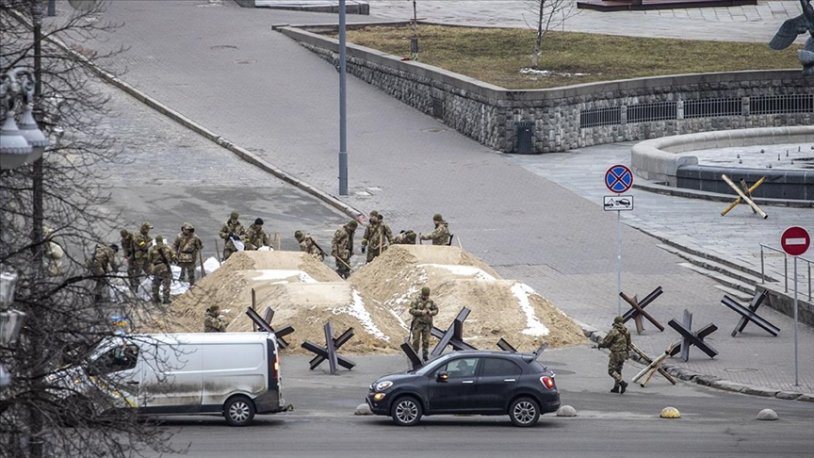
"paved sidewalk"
69,1,813,396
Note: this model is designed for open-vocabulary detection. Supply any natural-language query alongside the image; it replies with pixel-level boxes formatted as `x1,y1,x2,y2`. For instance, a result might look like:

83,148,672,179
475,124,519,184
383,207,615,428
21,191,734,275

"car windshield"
414,354,456,376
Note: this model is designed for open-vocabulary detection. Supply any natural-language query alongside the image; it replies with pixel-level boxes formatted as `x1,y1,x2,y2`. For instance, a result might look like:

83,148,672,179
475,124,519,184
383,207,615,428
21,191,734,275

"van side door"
141,342,203,412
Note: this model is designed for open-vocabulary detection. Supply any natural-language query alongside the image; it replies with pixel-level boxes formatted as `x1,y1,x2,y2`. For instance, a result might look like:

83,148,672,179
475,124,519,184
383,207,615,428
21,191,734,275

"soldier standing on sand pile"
410,286,439,362
132,222,153,285
204,305,227,332
173,223,203,285
295,230,325,261
147,235,176,304
596,316,632,394
219,210,246,261
420,213,451,246
245,217,271,250
331,220,358,279
361,212,393,263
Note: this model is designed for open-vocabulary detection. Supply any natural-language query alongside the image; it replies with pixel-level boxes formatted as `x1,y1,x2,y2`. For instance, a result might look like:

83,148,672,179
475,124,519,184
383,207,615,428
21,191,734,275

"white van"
52,332,287,426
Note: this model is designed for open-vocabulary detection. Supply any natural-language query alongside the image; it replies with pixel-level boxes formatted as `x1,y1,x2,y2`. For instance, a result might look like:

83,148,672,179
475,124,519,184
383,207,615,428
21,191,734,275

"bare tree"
528,0,579,68
1,1,177,457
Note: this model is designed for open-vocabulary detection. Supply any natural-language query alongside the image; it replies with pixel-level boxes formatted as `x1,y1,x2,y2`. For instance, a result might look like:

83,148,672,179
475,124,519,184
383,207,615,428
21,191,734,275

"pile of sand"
153,251,403,353
350,245,586,351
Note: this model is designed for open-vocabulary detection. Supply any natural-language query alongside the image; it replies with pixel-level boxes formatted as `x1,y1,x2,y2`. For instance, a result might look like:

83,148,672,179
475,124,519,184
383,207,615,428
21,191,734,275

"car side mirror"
436,372,449,383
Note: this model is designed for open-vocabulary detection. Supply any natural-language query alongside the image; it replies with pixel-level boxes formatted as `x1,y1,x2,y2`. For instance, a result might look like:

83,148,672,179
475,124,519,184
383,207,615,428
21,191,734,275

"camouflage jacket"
393,230,417,245
173,232,203,264
133,231,152,260
245,224,270,249
362,222,393,250
409,297,438,327
600,323,631,354
204,314,226,332
120,231,135,259
219,219,246,241
331,226,354,260
89,244,118,275
147,243,176,273
421,222,450,246
299,235,325,261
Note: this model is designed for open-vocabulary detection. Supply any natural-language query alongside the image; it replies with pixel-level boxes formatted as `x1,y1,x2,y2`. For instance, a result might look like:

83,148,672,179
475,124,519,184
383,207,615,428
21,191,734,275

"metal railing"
760,244,812,300
579,106,621,128
750,94,814,115
627,101,677,123
684,97,741,118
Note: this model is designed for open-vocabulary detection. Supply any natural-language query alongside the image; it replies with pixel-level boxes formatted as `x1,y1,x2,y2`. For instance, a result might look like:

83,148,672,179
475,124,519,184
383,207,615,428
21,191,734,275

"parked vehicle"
366,350,559,427
48,332,287,426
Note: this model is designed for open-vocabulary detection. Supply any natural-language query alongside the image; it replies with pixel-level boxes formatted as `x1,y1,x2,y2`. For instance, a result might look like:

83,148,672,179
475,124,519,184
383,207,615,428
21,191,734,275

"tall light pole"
338,0,348,196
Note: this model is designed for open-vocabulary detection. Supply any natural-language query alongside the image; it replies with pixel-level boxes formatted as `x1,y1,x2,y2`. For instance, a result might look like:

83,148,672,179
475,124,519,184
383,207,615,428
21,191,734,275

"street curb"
633,182,814,208
585,329,814,402
44,29,364,223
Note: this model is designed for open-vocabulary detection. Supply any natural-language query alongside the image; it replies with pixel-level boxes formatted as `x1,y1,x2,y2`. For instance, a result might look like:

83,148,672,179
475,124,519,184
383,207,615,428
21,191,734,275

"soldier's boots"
619,381,628,394
610,383,620,393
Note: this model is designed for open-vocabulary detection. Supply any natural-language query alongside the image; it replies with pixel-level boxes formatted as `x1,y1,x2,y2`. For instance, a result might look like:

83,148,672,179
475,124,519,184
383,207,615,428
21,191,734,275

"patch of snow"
332,290,389,341
199,256,221,275
419,264,496,281
250,270,318,283
511,282,550,337
520,67,589,78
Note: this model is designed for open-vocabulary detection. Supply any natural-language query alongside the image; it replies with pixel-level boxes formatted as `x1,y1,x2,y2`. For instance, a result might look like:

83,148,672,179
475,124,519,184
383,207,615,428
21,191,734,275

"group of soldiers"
330,211,451,279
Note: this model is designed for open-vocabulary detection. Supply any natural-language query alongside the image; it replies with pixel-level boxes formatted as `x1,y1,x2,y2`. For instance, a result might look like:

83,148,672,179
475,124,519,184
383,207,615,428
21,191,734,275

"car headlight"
375,381,393,392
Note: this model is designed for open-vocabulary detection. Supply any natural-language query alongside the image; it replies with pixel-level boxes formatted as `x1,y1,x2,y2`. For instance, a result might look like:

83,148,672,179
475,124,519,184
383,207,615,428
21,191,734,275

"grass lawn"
341,25,803,89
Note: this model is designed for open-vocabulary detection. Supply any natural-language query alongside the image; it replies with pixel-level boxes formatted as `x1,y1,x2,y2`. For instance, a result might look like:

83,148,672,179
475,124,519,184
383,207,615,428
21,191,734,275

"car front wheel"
509,397,540,427
224,395,256,427
391,396,422,426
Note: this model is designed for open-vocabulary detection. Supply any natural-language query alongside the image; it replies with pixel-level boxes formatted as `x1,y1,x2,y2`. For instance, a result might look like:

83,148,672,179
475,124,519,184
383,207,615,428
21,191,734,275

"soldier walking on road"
88,243,119,303
173,223,203,285
420,213,451,246
597,316,632,394
204,305,227,332
361,212,393,263
219,211,246,261
132,222,153,285
409,286,439,361
331,220,357,279
148,235,176,304
120,228,137,288
295,230,325,261
245,218,271,250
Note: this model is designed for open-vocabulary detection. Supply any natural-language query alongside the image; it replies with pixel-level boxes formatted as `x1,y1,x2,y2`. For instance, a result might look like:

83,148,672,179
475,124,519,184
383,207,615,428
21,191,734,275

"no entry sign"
605,165,633,194
781,226,810,257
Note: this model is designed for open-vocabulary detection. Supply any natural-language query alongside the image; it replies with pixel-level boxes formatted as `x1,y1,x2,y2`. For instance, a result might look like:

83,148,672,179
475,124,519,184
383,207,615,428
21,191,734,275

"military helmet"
120,229,129,237
433,213,443,222
141,222,153,231
230,211,239,219
294,230,304,241
613,316,624,324
155,235,164,243
208,305,220,314
369,210,380,218
421,286,430,296
347,220,358,230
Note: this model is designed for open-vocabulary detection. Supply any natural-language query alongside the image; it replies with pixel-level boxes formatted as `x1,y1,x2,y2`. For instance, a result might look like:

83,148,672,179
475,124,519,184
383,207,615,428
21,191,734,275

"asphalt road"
142,349,814,458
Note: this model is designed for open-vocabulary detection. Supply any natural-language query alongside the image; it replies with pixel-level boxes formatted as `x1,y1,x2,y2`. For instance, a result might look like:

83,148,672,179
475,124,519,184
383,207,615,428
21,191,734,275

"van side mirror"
436,371,449,383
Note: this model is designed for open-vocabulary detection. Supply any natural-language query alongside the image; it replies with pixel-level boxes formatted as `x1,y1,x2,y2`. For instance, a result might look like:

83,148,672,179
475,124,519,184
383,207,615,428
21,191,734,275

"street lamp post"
338,0,348,196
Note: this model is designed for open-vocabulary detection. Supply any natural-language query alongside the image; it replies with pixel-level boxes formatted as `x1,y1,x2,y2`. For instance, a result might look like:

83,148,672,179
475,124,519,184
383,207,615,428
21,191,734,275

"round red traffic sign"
781,226,810,256
605,164,633,194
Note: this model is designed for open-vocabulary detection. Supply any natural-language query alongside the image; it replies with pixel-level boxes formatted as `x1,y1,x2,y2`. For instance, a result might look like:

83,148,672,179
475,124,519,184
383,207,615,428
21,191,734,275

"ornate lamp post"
0,69,48,170
0,271,25,388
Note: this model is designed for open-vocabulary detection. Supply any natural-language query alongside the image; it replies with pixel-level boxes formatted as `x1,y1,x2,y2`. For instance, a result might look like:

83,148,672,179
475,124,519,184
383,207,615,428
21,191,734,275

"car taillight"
540,376,556,390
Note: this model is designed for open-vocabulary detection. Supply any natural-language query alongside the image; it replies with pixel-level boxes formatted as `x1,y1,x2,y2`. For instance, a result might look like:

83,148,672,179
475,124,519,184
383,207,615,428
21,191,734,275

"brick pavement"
70,0,813,395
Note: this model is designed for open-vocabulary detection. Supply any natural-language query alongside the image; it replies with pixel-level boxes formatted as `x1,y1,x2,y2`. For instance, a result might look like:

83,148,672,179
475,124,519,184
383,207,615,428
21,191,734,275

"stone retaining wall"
278,24,814,154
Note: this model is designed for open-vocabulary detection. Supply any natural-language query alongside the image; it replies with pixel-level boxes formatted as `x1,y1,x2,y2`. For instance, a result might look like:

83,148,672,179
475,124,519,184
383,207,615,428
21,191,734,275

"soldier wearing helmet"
331,220,358,279
147,235,176,304
218,210,246,261
597,316,632,394
132,222,154,285
120,228,137,288
295,230,324,261
173,223,203,285
409,286,439,361
361,211,393,263
419,213,451,246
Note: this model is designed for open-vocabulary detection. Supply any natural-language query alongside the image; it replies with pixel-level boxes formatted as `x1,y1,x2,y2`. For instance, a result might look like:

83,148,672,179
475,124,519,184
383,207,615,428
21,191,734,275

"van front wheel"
224,395,256,426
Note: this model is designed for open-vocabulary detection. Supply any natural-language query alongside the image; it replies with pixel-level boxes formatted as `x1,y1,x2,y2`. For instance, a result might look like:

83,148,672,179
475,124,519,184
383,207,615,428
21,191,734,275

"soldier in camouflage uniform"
597,316,631,394
88,243,119,303
218,211,246,261
147,235,176,304
331,220,357,279
392,229,417,245
173,223,203,285
361,212,393,263
120,228,137,288
420,213,451,246
204,305,227,332
409,287,439,361
244,218,271,250
132,222,153,285
295,230,325,261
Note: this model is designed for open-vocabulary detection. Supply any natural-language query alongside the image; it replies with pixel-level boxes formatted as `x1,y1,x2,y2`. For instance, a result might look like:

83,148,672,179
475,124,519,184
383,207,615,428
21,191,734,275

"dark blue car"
366,351,560,427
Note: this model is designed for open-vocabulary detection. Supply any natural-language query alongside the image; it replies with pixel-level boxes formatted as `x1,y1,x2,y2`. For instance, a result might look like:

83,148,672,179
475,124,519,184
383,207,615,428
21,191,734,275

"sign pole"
604,164,633,318
616,209,622,316
794,256,798,386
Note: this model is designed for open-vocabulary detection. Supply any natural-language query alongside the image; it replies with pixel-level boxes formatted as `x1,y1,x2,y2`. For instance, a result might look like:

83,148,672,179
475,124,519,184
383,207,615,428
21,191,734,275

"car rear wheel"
224,395,256,427
391,396,422,426
509,397,540,427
